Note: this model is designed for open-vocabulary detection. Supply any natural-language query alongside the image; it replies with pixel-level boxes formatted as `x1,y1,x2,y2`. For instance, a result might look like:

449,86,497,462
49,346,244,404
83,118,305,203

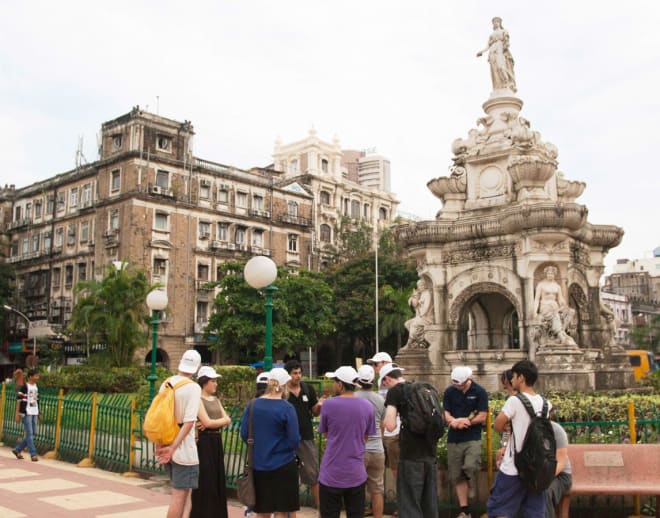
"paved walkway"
0,446,325,517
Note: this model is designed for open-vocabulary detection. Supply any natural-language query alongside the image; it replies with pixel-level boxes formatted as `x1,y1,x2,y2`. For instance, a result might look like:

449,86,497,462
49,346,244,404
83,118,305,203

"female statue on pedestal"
477,17,517,93
533,266,577,347
403,278,434,349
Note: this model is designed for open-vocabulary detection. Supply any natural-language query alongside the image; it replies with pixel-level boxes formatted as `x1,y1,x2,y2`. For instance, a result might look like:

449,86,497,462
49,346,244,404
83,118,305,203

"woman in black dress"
191,366,232,518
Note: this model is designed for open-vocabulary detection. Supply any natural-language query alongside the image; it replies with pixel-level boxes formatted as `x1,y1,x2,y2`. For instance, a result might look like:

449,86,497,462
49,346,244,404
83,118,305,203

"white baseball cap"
256,372,269,384
197,366,220,379
451,366,473,384
379,362,404,385
267,368,291,386
178,349,202,374
325,366,359,386
357,364,375,384
367,352,393,364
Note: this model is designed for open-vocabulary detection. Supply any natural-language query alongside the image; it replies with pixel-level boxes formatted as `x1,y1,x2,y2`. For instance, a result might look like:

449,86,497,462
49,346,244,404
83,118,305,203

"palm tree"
69,262,156,367
380,285,413,351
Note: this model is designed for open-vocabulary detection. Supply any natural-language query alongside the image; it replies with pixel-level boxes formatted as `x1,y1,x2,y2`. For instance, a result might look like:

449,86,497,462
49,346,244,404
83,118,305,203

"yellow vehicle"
626,350,659,381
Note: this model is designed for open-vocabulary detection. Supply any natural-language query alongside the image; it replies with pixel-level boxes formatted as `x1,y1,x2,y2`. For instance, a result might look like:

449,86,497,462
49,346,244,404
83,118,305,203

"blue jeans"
397,457,438,518
16,414,38,457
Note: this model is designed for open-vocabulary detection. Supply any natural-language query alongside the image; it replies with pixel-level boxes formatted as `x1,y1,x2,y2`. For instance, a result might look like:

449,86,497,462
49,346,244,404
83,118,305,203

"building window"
290,159,298,174
288,201,298,217
55,228,63,247
252,230,264,247
65,265,74,288
69,187,79,207
343,198,349,216
217,223,228,241
112,134,122,150
252,194,264,211
111,170,121,192
14,206,22,221
81,183,92,206
320,191,330,205
379,207,388,220
34,200,42,218
236,192,248,208
78,263,87,281
43,231,51,250
321,159,329,173
156,170,169,189
320,224,331,243
46,195,54,215
196,301,208,323
110,210,120,230
288,234,298,252
351,200,360,219
197,264,209,281
155,212,168,231
199,221,210,239
157,135,172,151
52,268,61,288
235,227,246,244
67,224,77,246
31,234,39,252
200,183,210,199
218,189,229,204
80,221,89,242
153,258,167,275
363,204,370,219
56,192,66,211
21,238,28,254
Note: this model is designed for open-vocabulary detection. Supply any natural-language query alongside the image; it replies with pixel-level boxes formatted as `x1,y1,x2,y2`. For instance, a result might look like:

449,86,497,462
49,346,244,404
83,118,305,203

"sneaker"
12,449,24,460
456,513,471,518
31,456,38,462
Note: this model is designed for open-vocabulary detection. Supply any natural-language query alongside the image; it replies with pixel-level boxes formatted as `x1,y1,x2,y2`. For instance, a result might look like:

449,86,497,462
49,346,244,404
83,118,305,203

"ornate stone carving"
556,172,586,202
402,278,434,350
441,243,519,264
448,282,520,324
533,265,578,349
508,155,557,201
427,165,467,199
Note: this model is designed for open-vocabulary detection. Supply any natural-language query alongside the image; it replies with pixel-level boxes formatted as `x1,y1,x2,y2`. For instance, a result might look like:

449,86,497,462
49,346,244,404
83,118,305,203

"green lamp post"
146,289,168,401
244,256,278,372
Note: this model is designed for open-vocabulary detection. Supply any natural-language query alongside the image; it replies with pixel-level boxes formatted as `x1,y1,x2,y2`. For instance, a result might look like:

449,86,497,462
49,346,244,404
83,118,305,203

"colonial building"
1,108,317,367
272,129,398,268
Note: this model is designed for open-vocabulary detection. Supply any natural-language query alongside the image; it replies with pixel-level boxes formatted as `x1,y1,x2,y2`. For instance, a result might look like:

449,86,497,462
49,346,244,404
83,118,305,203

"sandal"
12,449,24,460
31,456,38,462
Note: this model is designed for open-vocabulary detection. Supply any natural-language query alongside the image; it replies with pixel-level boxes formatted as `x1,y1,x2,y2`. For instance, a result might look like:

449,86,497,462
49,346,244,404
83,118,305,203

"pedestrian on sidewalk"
191,366,232,518
13,368,40,462
155,349,203,518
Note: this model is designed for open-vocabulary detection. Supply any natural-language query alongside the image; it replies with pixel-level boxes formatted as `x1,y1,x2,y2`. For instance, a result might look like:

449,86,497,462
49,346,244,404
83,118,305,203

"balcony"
9,218,32,230
249,209,271,219
196,280,213,291
194,320,208,334
281,214,312,227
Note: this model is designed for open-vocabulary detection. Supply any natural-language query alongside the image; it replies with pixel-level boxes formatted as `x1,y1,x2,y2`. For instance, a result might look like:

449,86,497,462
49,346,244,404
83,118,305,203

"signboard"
8,342,22,354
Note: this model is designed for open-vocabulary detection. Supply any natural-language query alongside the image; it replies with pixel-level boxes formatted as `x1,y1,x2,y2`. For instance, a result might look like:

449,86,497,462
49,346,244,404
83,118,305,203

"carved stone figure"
477,17,517,93
533,266,577,347
403,278,434,349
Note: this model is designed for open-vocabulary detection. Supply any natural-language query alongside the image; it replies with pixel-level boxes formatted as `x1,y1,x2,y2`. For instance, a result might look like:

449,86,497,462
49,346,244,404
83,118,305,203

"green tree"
0,261,16,345
68,262,155,367
631,314,660,353
324,255,417,360
206,262,336,362
380,285,413,350
321,216,374,263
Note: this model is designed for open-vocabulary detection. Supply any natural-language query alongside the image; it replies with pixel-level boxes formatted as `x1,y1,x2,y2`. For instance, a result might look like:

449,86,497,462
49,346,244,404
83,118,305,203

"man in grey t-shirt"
356,365,385,518
545,422,572,518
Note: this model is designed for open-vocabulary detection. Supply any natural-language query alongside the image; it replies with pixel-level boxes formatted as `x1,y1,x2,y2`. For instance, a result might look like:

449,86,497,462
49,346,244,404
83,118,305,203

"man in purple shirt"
319,366,376,518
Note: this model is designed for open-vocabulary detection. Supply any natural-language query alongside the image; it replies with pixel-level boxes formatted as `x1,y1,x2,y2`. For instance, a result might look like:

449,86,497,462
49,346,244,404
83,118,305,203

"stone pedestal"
394,347,434,384
535,348,593,392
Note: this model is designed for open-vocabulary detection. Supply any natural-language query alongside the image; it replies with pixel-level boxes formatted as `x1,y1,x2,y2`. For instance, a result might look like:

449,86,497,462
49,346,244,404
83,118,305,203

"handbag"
236,399,256,508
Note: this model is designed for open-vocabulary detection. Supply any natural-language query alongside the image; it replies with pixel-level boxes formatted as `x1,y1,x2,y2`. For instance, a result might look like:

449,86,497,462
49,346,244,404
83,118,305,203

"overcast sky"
2,1,659,269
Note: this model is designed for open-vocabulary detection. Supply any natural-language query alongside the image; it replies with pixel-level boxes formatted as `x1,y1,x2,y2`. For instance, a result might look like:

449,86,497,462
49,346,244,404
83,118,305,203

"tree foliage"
630,314,660,353
68,262,155,367
380,285,413,350
206,262,336,362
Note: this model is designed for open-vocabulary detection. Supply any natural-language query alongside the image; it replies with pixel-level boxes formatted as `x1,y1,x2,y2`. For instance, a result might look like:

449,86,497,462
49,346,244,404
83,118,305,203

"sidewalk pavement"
0,445,325,517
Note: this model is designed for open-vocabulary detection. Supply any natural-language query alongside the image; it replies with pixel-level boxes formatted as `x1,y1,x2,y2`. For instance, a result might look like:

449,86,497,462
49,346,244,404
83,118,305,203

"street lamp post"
244,256,278,372
146,290,168,402
3,304,36,355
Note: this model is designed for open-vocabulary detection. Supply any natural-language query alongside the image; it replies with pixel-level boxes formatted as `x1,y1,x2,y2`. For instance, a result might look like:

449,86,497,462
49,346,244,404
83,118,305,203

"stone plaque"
583,451,624,467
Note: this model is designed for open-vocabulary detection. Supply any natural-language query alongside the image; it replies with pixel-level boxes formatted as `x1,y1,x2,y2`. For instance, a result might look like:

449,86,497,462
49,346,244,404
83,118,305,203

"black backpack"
402,382,446,441
512,393,557,493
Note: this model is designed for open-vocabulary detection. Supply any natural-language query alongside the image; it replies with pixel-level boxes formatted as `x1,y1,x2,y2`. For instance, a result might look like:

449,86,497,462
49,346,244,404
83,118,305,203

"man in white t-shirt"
487,360,551,518
155,349,202,518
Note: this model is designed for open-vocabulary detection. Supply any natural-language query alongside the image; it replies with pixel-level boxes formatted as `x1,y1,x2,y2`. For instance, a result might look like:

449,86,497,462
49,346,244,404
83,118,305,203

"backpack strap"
172,378,193,390
515,392,543,419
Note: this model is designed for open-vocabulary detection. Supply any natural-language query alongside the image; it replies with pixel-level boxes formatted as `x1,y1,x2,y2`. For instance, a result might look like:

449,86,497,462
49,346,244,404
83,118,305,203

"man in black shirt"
285,359,324,508
382,363,439,518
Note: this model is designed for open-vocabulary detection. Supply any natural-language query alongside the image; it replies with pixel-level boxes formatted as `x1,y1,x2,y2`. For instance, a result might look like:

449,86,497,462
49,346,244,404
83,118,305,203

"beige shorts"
364,451,385,495
296,439,319,485
382,435,400,470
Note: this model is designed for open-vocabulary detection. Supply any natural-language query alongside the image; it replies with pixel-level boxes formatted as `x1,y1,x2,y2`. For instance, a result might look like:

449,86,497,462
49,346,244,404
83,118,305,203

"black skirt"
253,458,300,513
190,431,228,518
